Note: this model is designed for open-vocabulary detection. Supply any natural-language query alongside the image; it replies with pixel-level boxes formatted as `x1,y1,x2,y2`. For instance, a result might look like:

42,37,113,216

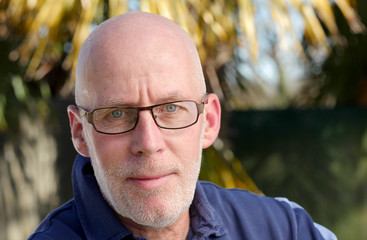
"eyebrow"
157,91,186,102
103,99,126,106
102,91,186,107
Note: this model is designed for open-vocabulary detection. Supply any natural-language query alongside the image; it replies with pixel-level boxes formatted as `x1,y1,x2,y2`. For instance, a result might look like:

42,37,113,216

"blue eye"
111,110,123,118
165,105,178,112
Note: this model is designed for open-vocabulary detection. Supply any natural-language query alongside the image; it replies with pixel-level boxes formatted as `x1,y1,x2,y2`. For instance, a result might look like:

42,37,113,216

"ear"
67,105,90,157
202,94,221,149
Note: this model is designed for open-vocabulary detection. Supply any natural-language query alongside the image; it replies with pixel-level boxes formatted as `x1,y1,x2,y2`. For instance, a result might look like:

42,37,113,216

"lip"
127,173,174,189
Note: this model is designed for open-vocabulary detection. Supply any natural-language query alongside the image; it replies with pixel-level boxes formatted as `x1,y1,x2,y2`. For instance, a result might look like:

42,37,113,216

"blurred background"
0,0,366,239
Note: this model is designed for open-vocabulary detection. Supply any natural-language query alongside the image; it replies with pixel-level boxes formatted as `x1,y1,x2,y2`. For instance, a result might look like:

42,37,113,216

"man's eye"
165,105,178,112
111,109,124,118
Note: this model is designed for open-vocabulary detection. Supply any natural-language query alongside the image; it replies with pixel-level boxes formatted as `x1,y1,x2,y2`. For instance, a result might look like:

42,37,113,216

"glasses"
77,94,208,135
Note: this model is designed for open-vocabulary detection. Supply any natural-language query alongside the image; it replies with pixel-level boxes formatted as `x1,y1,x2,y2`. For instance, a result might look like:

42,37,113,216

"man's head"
68,11,221,230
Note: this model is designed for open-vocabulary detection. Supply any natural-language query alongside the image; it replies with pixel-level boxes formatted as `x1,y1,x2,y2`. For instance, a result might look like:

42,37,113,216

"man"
28,12,336,239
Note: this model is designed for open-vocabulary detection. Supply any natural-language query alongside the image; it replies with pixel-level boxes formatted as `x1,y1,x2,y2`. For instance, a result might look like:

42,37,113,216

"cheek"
166,124,204,163
88,132,129,168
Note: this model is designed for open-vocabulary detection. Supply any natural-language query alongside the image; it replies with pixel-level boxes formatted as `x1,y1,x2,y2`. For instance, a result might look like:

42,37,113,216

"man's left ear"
202,94,221,149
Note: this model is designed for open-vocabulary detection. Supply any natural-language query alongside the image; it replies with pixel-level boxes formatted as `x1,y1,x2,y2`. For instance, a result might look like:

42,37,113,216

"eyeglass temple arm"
76,106,95,124
76,106,87,116
198,93,209,113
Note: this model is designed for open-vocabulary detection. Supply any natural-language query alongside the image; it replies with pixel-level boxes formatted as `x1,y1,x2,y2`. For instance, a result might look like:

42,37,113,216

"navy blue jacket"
28,155,336,239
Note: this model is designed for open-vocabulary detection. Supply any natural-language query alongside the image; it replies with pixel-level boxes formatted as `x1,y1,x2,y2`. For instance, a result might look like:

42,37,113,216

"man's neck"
119,210,190,240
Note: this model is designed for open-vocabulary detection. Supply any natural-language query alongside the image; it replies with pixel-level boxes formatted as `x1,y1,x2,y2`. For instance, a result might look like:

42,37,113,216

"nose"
130,110,165,156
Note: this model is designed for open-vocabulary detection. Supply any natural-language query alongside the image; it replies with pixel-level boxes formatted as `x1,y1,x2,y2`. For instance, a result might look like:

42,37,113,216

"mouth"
127,173,174,190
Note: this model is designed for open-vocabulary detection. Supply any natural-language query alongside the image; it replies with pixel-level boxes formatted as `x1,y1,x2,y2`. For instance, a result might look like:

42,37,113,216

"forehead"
87,71,200,108
80,20,204,107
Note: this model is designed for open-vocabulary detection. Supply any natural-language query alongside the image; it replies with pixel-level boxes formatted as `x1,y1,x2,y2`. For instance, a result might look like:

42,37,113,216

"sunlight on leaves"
2,0,364,98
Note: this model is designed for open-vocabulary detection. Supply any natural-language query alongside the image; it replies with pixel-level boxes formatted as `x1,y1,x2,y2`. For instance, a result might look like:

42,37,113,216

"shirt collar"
190,182,227,238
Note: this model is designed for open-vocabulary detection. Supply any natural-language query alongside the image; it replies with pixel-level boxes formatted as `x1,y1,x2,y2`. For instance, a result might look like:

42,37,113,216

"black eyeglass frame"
77,94,208,135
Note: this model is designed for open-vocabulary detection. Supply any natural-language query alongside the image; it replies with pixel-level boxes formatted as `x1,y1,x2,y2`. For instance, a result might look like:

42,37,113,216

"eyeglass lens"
91,101,200,134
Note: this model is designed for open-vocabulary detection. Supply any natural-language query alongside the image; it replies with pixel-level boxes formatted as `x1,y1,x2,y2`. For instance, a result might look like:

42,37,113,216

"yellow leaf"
302,4,329,48
334,0,365,34
238,0,258,61
108,0,128,18
61,0,101,95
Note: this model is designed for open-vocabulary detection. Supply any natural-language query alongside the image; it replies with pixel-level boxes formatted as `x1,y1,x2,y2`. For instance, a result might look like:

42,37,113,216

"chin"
107,180,196,229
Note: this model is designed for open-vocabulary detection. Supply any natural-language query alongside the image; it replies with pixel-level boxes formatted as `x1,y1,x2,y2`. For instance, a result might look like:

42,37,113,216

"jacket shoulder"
27,199,85,240
198,181,336,240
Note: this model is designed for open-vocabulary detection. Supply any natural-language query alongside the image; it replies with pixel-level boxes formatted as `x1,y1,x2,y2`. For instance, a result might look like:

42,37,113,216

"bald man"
28,12,336,240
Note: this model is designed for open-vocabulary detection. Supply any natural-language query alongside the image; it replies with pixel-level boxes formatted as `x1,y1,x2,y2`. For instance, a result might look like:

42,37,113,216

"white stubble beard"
84,118,206,229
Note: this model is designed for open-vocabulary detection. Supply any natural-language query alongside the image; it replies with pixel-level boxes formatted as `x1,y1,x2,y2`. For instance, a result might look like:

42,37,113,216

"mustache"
103,158,183,178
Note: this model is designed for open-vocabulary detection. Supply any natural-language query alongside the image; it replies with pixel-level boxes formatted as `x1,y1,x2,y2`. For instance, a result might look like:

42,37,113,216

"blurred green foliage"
0,39,51,134
201,144,262,194
226,108,367,238
298,0,367,107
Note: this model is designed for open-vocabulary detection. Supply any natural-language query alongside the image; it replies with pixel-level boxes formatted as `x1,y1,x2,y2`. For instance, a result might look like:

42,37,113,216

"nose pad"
135,110,154,128
136,109,159,128
130,108,152,130
153,113,159,123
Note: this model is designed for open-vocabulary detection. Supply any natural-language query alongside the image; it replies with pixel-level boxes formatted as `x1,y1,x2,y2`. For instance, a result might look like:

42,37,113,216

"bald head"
75,12,206,107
